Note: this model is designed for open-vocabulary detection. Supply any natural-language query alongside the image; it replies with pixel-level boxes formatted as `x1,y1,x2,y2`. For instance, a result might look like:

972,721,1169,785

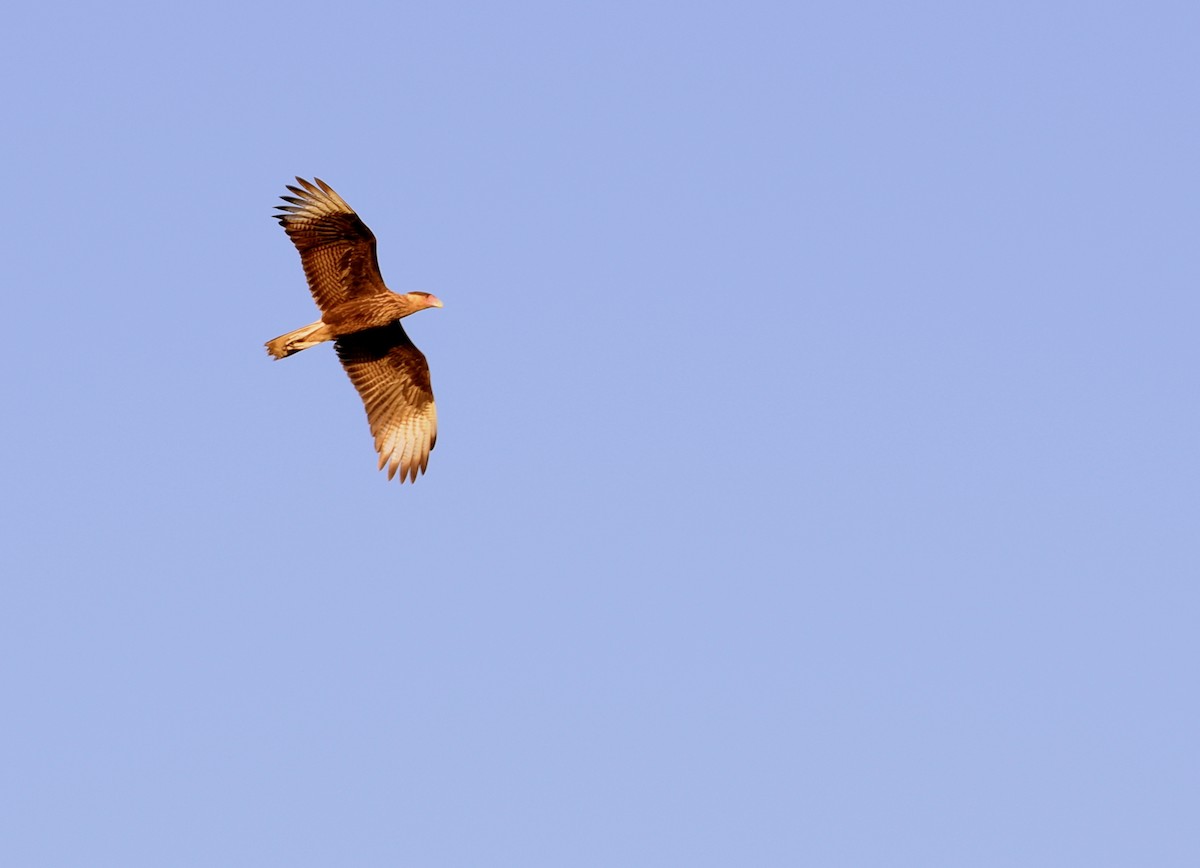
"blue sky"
3,1,1198,864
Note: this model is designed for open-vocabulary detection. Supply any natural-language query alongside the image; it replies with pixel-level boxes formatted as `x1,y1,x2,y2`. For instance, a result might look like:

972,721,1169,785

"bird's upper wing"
335,322,438,483
275,177,388,313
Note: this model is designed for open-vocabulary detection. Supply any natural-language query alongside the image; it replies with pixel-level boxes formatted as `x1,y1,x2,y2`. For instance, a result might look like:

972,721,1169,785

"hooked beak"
428,295,444,309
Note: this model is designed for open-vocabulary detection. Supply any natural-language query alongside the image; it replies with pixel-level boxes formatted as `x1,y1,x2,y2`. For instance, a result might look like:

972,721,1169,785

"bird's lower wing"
335,323,437,483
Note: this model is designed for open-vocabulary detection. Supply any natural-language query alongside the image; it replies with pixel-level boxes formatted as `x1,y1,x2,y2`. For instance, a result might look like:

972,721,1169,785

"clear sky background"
3,1,1197,865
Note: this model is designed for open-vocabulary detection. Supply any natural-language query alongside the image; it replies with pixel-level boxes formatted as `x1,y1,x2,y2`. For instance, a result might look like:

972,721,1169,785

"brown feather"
274,176,388,314
335,322,438,484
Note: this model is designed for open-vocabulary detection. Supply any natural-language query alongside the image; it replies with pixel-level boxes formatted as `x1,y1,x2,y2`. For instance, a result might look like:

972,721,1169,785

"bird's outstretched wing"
335,322,438,483
275,177,387,313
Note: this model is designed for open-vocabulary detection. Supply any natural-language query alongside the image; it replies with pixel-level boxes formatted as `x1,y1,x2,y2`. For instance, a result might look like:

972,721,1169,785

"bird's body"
265,177,442,483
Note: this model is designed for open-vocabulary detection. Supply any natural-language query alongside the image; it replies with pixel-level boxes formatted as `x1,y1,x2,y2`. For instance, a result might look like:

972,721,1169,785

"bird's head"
406,291,444,310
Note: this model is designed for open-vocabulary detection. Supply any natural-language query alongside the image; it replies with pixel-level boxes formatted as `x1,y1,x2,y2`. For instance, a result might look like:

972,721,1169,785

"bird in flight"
265,177,442,483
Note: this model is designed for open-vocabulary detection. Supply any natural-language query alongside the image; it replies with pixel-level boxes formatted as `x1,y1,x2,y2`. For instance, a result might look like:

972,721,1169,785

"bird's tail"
265,320,331,359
